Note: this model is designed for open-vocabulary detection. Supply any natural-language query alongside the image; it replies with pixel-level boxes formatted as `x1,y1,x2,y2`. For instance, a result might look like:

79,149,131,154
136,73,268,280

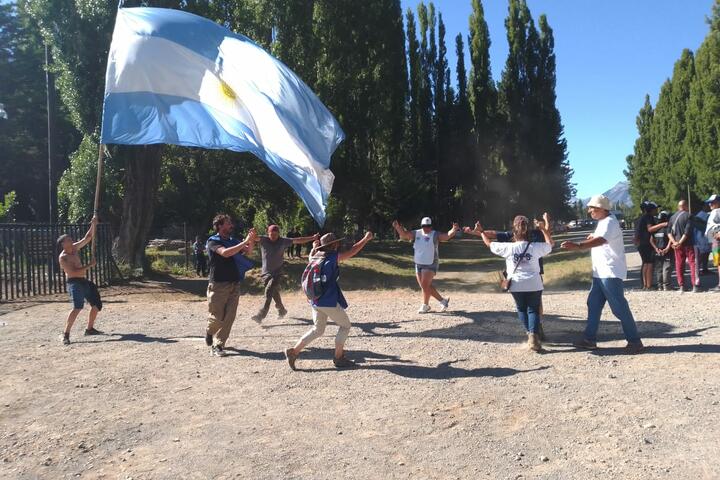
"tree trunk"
114,145,163,272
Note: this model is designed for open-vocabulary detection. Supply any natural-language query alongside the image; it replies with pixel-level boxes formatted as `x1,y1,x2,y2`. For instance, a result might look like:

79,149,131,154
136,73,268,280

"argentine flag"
100,7,344,226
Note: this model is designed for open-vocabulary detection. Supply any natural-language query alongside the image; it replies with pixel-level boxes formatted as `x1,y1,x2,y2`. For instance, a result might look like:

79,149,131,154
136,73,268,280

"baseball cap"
586,194,611,211
705,194,719,204
420,217,432,227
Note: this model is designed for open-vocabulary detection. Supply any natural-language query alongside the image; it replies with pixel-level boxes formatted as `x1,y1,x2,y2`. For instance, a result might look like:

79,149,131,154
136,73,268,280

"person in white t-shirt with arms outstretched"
481,215,554,352
392,217,460,313
561,194,644,354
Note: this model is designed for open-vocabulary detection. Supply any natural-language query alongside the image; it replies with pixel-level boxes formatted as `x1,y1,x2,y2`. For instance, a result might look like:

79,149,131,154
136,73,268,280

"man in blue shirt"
284,231,373,370
205,214,257,356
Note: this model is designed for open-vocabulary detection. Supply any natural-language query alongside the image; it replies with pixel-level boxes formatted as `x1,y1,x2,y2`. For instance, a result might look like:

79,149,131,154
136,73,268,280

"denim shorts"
415,263,438,274
67,279,101,310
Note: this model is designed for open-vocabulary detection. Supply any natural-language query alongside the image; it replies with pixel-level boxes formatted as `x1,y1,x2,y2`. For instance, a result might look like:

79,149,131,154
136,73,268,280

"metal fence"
0,223,115,301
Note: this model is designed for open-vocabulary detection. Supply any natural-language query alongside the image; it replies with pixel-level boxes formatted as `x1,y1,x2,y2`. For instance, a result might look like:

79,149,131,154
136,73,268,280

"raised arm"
539,223,555,247
438,223,460,242
338,232,374,262
293,233,320,245
560,235,607,251
217,228,257,257
74,216,99,250
479,231,493,248
392,220,415,242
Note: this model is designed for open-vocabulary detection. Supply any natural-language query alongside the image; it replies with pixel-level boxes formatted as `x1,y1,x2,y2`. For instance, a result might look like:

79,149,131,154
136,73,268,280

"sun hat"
586,194,611,211
318,232,345,250
420,217,432,227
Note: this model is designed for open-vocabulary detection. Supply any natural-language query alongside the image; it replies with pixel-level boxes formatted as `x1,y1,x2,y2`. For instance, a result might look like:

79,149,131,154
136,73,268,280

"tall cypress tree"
467,0,495,220
625,95,657,206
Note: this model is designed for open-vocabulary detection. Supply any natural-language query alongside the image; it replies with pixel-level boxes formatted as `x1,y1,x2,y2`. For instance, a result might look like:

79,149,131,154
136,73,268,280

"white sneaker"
417,304,431,314
439,298,449,312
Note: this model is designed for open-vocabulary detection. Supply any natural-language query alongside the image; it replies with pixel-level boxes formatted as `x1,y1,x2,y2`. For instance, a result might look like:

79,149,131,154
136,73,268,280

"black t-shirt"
635,213,655,245
208,239,239,282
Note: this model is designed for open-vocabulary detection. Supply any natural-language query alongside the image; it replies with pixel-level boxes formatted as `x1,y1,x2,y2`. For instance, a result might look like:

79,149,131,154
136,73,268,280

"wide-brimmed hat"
587,194,611,211
318,232,345,250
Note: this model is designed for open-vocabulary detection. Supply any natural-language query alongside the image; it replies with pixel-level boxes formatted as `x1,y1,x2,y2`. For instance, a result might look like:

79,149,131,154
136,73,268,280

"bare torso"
59,249,85,280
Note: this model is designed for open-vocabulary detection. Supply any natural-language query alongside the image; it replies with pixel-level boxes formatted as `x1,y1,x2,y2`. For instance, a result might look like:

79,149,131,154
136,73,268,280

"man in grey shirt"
252,225,318,324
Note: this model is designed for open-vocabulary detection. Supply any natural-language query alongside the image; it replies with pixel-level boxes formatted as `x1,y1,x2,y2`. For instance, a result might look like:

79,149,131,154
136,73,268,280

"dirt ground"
1,252,719,480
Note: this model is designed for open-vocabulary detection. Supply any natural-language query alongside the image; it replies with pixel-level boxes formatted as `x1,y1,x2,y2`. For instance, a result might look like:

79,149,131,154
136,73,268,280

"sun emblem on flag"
220,79,237,100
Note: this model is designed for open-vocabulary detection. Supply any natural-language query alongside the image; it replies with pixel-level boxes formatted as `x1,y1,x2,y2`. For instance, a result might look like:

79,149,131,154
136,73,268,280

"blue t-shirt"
312,251,348,309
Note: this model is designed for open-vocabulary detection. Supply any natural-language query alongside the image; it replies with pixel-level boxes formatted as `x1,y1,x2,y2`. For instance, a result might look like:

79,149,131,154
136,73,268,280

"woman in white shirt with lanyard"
481,215,554,352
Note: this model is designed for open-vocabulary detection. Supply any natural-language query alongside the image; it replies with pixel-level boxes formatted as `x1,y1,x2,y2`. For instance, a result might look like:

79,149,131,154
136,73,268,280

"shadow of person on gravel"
587,343,720,356
258,316,425,337
101,333,179,344
359,361,551,380
224,347,411,365
384,310,716,348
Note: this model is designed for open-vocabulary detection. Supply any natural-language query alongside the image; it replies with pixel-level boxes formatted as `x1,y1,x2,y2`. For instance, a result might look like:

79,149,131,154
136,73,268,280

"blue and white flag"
100,7,344,226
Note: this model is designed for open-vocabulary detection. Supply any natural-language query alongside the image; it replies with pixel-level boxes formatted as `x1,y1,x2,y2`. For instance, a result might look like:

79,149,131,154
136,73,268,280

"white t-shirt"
490,241,552,292
706,208,720,237
591,215,627,279
413,229,439,265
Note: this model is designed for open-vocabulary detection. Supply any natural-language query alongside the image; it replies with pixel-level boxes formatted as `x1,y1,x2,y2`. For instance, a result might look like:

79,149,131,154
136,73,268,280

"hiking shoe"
624,341,645,355
83,328,102,336
284,348,298,371
527,333,541,352
278,307,288,319
61,333,70,345
538,323,546,341
333,356,356,369
417,304,431,314
204,332,213,347
573,338,598,350
439,298,450,312
211,346,227,357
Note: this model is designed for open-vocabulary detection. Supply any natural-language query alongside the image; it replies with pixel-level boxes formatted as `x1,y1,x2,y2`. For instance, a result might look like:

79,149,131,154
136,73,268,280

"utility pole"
45,44,56,223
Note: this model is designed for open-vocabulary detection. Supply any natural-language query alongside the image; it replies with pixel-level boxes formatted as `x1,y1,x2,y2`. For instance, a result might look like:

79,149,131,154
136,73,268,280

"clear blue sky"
402,0,714,199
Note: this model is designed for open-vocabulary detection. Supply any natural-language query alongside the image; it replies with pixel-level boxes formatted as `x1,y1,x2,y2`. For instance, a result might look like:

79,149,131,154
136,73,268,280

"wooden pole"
91,144,104,262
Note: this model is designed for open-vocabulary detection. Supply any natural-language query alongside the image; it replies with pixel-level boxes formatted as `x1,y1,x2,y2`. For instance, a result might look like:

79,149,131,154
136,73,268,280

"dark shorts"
415,263,438,274
637,244,654,264
67,279,102,310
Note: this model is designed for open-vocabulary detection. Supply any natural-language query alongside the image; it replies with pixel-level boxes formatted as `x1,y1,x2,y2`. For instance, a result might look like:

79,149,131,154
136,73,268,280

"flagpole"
91,143,104,262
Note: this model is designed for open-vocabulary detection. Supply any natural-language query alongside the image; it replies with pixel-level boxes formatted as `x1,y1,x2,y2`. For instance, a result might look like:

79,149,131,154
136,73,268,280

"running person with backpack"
284,231,373,370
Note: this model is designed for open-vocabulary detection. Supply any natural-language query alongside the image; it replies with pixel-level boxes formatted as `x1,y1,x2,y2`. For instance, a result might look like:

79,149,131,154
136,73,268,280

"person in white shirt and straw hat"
392,217,460,314
560,194,644,354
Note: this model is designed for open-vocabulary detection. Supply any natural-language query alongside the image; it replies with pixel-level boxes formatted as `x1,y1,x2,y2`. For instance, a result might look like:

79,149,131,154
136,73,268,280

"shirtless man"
58,216,101,345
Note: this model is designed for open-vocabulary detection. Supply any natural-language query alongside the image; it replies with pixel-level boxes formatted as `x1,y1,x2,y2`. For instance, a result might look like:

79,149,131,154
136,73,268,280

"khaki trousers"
206,281,241,347
297,304,352,350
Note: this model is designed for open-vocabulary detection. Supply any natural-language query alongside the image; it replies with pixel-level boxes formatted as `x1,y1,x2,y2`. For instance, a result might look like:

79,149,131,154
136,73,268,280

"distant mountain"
572,181,632,208
603,181,632,207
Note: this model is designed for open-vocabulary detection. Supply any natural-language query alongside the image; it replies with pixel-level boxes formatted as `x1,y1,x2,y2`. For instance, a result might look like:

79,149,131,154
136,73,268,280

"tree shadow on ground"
225,346,551,379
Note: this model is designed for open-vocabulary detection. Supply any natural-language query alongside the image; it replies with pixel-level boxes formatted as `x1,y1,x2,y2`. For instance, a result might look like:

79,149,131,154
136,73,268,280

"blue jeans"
585,277,641,343
510,290,542,334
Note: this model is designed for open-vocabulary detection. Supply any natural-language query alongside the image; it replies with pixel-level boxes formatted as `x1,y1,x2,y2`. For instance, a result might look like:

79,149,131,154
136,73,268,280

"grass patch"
145,238,596,293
